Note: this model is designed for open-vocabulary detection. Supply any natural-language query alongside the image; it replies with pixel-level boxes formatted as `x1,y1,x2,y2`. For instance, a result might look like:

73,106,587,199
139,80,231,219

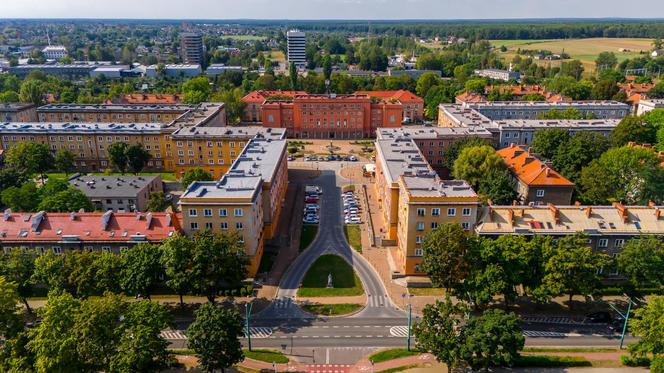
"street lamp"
245,303,253,351
608,295,634,350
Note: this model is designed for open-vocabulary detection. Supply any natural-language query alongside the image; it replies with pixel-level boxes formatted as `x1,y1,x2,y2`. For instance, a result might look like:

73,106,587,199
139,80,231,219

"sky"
2,0,664,20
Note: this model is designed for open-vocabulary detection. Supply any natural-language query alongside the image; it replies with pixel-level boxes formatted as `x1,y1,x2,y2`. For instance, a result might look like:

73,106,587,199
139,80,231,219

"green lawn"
408,287,446,296
523,347,618,353
243,349,289,364
514,355,591,368
301,303,362,316
377,364,418,373
257,251,277,274
344,225,362,253
369,349,420,363
297,255,364,297
299,225,318,252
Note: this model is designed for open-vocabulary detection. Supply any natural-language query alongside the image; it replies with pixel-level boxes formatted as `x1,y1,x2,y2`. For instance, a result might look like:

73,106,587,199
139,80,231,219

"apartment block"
179,137,288,276
474,68,521,82
0,103,37,122
475,203,664,276
460,100,630,120
0,209,181,254
287,30,306,67
180,32,204,65
374,137,479,277
68,174,163,212
497,144,574,205
376,126,493,177
637,99,664,116
37,103,194,124
241,90,305,123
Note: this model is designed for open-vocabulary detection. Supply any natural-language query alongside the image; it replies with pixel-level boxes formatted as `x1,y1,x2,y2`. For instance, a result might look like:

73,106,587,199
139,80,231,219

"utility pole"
245,303,253,351
407,303,412,351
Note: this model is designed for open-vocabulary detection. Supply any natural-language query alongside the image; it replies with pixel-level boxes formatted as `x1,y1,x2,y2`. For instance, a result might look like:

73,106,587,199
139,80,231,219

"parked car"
349,156,357,161
306,185,322,194
585,312,612,324
305,197,319,204
305,203,320,210
287,156,295,161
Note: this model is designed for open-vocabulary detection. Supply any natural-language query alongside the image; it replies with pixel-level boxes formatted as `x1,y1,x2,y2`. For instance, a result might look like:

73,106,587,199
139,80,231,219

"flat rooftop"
0,121,163,134
377,126,493,139
0,103,35,112
37,103,194,112
476,204,664,235
376,138,433,185
464,100,629,108
171,125,285,139
493,119,620,129
69,175,160,199
402,176,477,199
181,138,287,201
438,104,494,127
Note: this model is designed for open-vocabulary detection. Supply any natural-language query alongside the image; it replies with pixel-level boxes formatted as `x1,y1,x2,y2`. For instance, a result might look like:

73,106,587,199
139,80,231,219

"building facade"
68,174,163,212
637,99,664,116
180,33,204,65
241,90,305,124
179,137,288,276
497,144,575,205
474,68,521,82
355,90,425,123
286,30,306,67
0,209,181,254
0,103,37,122
42,45,68,60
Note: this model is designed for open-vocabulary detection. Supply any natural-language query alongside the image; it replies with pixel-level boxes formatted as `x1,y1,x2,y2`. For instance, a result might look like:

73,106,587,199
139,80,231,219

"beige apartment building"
179,137,288,276
0,103,37,122
36,104,194,124
375,136,480,277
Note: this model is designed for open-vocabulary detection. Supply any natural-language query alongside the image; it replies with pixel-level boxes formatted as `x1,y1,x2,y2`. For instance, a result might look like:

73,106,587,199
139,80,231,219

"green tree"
212,88,247,125
181,167,214,188
187,304,244,373
28,291,82,373
126,144,152,174
538,234,609,307
19,79,44,106
5,142,54,183
146,191,173,212
160,235,195,307
611,116,657,147
443,137,492,171
413,298,466,373
0,248,35,313
32,252,67,292
120,243,163,299
591,79,620,100
416,72,441,98
92,252,123,294
1,182,40,212
628,296,664,363
65,252,99,298
617,237,664,290
459,309,525,371
553,131,610,183
107,142,129,174
183,76,212,104
189,231,248,303
595,52,618,69
579,145,664,204
322,55,332,81
648,82,664,99
37,188,93,212
73,294,125,372
109,300,173,373
54,150,76,176
478,169,518,205
452,145,505,189
0,276,21,339
560,60,585,80
420,223,473,291
464,78,487,94
289,62,298,90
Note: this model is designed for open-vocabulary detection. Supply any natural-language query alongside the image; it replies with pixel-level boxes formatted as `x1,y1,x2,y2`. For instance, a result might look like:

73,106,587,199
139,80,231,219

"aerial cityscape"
0,2,664,372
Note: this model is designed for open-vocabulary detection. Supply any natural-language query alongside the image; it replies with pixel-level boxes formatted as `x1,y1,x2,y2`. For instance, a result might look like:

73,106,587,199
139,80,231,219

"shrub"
514,355,591,368
621,355,651,367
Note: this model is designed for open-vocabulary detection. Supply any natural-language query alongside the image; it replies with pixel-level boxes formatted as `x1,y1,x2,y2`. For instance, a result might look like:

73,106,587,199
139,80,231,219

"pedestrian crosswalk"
389,325,409,337
274,298,294,309
304,364,351,373
243,327,273,339
367,295,387,308
523,316,583,325
523,330,574,337
160,329,187,340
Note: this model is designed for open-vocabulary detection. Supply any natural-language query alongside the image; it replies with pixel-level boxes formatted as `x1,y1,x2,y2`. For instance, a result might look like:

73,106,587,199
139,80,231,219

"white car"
305,203,320,210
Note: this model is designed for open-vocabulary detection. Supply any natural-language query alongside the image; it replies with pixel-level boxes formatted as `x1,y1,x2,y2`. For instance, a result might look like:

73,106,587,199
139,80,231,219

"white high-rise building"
287,30,306,68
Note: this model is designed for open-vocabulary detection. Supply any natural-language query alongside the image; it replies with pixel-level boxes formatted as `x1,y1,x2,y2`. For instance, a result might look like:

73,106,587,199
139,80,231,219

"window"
415,236,422,244
416,222,425,231
204,209,212,217
52,247,62,255
536,189,545,198
414,248,423,256
416,208,425,217
220,222,228,230
234,208,243,217
461,222,470,230
447,208,456,216
219,208,228,217
598,238,608,248
205,222,213,230
190,222,199,230
101,246,111,253
236,222,244,230
431,222,438,229
188,208,197,217
431,208,440,216
615,239,625,247
462,208,472,216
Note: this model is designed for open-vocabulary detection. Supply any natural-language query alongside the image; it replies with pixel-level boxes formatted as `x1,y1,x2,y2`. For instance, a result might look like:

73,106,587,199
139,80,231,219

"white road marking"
389,326,409,337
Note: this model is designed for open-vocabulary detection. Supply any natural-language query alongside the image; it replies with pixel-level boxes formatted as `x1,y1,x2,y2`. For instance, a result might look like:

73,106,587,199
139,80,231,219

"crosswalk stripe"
389,325,409,337
243,327,274,339
160,329,187,340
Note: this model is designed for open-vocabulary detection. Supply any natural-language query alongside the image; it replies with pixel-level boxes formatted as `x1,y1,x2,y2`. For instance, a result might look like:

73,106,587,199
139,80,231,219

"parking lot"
342,189,362,225
303,184,322,224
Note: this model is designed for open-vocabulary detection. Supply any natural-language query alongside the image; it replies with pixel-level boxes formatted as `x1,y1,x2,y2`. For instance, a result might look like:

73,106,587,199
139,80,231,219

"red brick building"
241,90,305,124
258,93,404,139
354,90,425,123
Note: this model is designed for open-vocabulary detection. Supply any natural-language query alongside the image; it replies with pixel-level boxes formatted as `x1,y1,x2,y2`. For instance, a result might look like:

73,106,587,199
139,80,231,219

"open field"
491,38,655,73
221,35,267,41
263,50,285,63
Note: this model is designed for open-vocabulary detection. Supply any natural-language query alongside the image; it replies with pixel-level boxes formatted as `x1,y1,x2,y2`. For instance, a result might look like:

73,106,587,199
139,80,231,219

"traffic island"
297,254,364,297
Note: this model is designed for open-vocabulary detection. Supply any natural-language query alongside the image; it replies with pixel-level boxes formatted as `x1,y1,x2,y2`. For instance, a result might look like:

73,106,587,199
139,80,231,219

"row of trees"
0,230,249,311
420,224,664,309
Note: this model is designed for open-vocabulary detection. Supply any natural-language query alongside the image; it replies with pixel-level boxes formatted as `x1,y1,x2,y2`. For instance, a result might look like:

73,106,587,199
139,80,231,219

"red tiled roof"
242,90,306,104
497,144,575,187
455,91,486,103
618,83,655,95
354,90,423,103
0,210,181,243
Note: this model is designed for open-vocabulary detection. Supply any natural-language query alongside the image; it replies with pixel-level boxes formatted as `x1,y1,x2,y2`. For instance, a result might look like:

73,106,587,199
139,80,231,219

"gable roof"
354,90,423,103
497,144,574,187
241,90,306,104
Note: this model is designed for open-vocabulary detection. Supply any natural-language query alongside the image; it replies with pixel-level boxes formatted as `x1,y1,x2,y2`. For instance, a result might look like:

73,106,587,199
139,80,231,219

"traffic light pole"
245,303,253,351
407,303,412,351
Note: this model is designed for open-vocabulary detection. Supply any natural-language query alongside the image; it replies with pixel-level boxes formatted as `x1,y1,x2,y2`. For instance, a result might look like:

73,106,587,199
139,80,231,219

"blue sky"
2,0,664,20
